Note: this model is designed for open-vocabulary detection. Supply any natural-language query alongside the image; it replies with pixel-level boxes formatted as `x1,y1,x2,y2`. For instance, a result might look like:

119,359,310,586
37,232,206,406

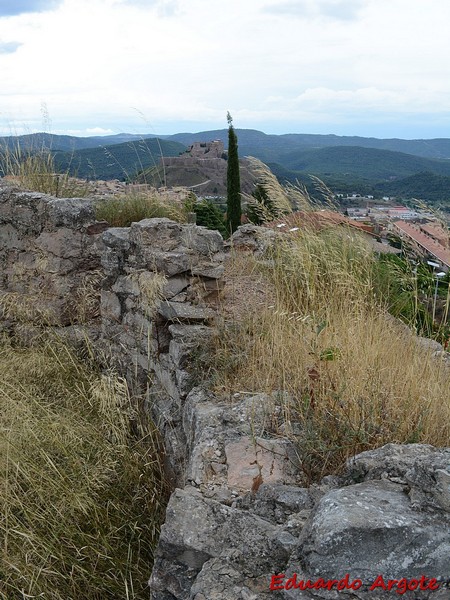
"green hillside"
54,138,186,181
278,146,450,180
375,172,450,203
167,129,450,161
0,132,146,153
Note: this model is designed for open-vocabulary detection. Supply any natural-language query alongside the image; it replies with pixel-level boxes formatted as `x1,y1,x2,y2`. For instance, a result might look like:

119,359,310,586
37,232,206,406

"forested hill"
165,129,450,162
375,172,450,202
274,146,450,180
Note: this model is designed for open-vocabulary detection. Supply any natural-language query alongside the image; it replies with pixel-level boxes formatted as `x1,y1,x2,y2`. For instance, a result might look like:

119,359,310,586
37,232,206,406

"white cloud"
0,0,449,137
263,0,366,21
86,127,116,135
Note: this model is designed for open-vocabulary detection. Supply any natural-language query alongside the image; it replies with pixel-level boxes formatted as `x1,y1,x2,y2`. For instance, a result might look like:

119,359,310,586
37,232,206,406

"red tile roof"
393,220,450,268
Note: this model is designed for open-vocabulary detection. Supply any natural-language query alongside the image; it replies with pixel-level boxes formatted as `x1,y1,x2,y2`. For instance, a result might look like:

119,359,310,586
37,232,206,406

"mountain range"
1,129,450,203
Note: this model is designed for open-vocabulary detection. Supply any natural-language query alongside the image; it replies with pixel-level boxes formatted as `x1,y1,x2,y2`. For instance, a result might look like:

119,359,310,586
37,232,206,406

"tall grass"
0,335,168,599
0,138,89,198
95,190,188,227
208,227,450,482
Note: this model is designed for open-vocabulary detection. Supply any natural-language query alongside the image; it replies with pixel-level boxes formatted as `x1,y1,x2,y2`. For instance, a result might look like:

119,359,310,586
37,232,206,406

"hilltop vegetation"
375,171,450,203
277,145,450,180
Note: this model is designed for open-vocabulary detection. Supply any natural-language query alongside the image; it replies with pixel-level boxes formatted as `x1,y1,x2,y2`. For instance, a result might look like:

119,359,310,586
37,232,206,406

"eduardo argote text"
269,572,447,594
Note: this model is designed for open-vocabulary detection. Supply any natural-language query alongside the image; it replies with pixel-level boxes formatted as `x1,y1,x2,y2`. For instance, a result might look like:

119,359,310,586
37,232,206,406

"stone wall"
0,185,106,325
1,187,449,600
99,217,225,481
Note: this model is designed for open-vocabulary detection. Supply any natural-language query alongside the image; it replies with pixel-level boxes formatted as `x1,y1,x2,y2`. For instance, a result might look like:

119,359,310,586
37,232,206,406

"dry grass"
0,143,88,198
95,190,188,227
209,227,450,481
0,335,168,600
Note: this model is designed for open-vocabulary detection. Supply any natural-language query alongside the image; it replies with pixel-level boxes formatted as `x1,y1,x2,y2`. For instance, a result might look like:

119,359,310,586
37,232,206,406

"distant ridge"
2,129,450,204
165,129,450,161
3,129,450,159
0,132,147,152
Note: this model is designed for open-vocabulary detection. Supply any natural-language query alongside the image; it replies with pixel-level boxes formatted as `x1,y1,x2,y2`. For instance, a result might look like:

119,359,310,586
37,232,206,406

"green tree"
226,112,242,234
191,201,227,238
247,183,277,225
184,193,227,237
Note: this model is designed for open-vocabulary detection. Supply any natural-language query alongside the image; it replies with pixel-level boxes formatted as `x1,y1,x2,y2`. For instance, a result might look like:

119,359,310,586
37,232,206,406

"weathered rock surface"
230,224,279,254
284,478,450,599
345,443,450,515
150,444,450,600
149,487,289,598
0,187,103,324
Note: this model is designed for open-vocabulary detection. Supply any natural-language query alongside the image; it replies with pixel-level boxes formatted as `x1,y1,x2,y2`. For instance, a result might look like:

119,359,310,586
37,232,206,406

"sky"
0,0,449,139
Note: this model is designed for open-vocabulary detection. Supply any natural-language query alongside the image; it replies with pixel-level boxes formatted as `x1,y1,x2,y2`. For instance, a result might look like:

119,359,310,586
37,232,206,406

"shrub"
184,194,227,237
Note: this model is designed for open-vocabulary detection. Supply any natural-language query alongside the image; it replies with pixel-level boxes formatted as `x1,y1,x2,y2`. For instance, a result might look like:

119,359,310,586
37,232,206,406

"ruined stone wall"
99,217,225,481
0,186,226,482
1,188,449,600
0,186,106,325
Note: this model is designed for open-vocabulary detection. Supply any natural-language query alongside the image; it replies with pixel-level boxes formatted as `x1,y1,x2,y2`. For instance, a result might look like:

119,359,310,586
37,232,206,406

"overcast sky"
0,0,449,138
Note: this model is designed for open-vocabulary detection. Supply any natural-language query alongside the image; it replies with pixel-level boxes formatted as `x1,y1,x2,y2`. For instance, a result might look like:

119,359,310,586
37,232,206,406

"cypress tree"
226,112,242,234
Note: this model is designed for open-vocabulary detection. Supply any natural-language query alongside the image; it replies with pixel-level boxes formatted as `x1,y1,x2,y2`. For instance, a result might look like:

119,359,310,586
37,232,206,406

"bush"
185,195,227,237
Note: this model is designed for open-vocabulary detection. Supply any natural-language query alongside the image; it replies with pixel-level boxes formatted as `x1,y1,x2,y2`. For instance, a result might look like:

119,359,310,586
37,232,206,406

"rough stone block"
284,480,450,598
346,443,450,513
191,263,224,279
163,275,190,299
236,484,315,525
100,290,122,321
149,488,287,597
35,228,82,259
112,274,141,296
150,251,191,276
225,437,298,492
168,323,213,343
102,227,131,251
158,301,215,322
130,218,182,251
181,225,223,256
0,224,23,250
45,197,96,228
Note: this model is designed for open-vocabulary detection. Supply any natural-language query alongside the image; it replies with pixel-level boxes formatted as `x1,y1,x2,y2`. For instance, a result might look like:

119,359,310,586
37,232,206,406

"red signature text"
270,573,441,595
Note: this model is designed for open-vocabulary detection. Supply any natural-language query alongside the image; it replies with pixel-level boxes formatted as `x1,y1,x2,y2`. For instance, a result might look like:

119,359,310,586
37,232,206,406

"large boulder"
283,479,450,599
